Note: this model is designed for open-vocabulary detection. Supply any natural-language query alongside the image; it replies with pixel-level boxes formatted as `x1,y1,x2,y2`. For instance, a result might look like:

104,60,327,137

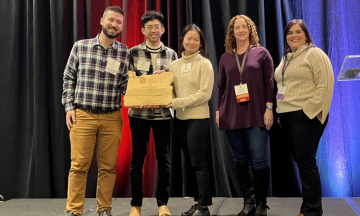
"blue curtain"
287,0,360,197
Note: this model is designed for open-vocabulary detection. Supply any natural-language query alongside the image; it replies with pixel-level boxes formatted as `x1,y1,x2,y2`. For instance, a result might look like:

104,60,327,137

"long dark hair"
283,19,315,59
180,24,209,58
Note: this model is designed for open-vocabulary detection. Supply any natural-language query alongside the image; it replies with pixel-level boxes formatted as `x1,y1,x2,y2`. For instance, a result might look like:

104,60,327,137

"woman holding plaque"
275,19,334,216
216,15,274,216
167,24,214,216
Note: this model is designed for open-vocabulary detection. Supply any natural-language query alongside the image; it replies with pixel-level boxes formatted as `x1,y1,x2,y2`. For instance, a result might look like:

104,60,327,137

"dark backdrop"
1,0,359,201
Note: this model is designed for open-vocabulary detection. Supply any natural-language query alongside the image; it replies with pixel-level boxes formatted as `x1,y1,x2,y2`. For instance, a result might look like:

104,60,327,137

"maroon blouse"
217,46,274,130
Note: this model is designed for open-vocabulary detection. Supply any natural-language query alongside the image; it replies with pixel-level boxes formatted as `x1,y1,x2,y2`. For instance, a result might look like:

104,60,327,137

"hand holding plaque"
124,71,174,107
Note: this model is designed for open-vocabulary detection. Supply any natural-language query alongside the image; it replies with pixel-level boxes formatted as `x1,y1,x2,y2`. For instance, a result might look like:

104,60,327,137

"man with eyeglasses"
127,10,178,216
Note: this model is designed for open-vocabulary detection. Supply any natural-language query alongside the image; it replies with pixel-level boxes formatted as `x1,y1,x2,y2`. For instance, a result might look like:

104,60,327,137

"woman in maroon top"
216,15,274,216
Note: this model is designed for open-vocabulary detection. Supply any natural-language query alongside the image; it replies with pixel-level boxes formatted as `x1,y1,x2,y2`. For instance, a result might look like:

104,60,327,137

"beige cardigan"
275,45,334,124
169,51,214,120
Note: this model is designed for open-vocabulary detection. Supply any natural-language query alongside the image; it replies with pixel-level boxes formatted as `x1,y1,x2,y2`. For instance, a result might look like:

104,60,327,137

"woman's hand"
165,102,172,108
215,110,220,128
264,109,273,131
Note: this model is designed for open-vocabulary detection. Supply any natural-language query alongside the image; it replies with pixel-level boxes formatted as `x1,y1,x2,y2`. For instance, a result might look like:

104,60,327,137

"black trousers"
173,118,212,206
129,117,171,207
278,110,328,216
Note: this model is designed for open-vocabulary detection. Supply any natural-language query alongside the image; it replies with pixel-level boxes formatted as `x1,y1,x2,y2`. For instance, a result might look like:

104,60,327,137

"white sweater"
275,45,334,124
169,51,214,120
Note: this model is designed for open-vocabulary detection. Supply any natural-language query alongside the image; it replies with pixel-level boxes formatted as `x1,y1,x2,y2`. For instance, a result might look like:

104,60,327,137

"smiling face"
182,30,202,56
141,19,165,45
233,18,250,43
286,24,307,52
100,10,123,39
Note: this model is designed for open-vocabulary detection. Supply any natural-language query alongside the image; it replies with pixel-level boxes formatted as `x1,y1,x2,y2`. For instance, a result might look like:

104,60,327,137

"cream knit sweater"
169,51,214,120
275,45,334,124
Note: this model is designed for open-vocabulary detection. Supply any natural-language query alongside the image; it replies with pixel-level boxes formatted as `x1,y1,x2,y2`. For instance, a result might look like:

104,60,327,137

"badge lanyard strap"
281,53,295,86
235,46,249,85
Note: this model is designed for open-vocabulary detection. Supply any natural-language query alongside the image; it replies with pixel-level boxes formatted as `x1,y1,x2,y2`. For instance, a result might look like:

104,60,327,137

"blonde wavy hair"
225,15,260,54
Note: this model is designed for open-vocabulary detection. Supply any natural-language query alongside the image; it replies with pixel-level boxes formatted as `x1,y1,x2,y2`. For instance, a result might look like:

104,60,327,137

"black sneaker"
99,209,113,216
66,212,78,216
181,204,197,216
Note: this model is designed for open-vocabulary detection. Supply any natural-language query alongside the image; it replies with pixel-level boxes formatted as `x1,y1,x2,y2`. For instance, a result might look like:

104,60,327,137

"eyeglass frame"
143,24,164,31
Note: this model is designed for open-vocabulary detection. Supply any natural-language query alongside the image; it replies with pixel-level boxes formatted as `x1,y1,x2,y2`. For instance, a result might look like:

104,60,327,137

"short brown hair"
102,6,124,19
224,15,260,54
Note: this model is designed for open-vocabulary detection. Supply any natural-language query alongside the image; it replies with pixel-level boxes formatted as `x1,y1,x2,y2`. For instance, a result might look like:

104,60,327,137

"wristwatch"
266,105,272,110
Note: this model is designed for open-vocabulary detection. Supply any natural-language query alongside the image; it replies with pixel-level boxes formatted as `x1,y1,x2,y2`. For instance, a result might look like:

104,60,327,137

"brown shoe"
297,214,304,216
158,205,171,216
129,207,141,216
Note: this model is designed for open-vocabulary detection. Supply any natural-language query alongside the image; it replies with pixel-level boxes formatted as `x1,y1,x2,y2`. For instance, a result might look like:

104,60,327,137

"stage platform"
1,197,360,216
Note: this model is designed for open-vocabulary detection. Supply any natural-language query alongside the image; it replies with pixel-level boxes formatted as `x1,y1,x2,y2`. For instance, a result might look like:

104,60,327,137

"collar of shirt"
90,34,119,50
140,41,167,52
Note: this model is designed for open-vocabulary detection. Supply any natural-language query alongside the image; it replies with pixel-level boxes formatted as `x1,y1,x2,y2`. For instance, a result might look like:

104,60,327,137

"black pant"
129,117,171,207
173,118,212,206
278,110,328,216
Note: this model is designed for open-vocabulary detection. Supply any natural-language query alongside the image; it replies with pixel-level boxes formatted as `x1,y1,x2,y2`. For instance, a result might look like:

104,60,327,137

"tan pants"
66,109,123,215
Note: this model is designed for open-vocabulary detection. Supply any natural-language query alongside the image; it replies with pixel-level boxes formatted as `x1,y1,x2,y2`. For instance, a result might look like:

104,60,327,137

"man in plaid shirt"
127,11,177,216
62,6,128,216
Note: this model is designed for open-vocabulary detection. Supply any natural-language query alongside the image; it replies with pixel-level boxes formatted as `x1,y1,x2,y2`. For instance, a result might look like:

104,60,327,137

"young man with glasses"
127,10,178,216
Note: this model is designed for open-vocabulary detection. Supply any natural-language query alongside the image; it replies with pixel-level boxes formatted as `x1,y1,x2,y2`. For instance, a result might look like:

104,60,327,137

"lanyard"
281,53,294,86
235,46,249,84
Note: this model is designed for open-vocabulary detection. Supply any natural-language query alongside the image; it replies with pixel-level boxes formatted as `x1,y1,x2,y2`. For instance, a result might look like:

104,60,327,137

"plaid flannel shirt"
62,35,129,112
128,41,178,119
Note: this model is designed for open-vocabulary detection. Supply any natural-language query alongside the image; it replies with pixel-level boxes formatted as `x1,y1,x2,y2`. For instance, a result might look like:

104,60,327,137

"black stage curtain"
0,0,75,199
